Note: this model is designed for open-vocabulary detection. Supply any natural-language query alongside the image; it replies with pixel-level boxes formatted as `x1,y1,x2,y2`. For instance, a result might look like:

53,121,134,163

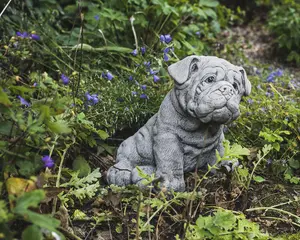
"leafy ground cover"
0,0,300,239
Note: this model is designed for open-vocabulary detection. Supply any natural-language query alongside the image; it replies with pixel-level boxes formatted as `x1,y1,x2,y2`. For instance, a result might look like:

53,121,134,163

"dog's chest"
178,125,221,147
179,126,222,171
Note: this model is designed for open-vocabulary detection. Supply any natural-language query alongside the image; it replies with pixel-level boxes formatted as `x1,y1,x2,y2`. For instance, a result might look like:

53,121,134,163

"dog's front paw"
107,166,132,186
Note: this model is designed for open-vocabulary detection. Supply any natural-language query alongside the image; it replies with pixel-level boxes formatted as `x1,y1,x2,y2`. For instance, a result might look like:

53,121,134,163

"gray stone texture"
107,55,251,191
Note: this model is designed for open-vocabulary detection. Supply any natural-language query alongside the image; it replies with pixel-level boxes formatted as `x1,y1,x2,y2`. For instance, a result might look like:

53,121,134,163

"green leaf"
0,121,13,136
273,142,280,151
47,120,72,134
14,190,61,234
230,143,250,156
22,225,43,240
288,159,300,169
25,211,60,233
0,89,12,107
72,155,91,178
14,190,45,213
213,210,236,231
199,0,219,7
70,44,132,53
253,175,265,183
96,129,109,140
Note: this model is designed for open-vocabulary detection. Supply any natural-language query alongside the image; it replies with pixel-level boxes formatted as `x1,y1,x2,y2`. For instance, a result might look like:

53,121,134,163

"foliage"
226,65,300,184
184,209,270,239
0,190,62,239
267,0,300,65
59,168,102,206
0,0,299,239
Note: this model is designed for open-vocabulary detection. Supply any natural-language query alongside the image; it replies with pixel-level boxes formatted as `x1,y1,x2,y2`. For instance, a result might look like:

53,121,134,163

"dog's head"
168,55,251,124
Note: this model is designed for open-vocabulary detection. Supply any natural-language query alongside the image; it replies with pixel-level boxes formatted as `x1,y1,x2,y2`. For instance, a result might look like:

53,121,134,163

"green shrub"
227,65,300,183
268,0,300,65
184,209,270,240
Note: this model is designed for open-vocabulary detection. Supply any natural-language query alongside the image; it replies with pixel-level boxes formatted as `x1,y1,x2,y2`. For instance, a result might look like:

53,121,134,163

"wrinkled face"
168,56,251,124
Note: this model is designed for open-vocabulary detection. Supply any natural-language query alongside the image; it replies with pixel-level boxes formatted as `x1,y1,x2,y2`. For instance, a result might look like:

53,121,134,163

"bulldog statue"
107,55,251,191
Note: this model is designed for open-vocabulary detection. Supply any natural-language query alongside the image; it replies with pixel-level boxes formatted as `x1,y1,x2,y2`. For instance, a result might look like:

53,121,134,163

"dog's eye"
205,76,215,83
233,82,239,91
191,63,198,73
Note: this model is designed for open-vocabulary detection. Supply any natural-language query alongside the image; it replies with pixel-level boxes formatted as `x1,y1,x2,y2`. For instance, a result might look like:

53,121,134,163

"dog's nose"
220,86,234,95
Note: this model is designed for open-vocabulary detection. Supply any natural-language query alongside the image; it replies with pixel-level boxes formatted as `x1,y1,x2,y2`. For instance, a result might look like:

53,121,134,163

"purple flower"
94,15,100,21
163,47,172,54
85,92,99,105
160,34,172,44
141,46,146,55
257,84,261,89
131,91,137,96
266,72,275,83
129,75,133,81
91,94,99,104
164,34,172,44
18,96,30,107
16,31,29,38
33,82,37,87
85,92,93,101
61,74,69,85
160,35,165,43
30,34,40,41
140,93,148,99
42,155,55,168
261,107,266,112
195,31,201,36
163,53,169,62
101,72,106,78
276,69,283,77
247,99,254,104
131,49,138,56
150,69,158,75
141,85,147,90
106,72,114,80
255,69,261,75
265,92,273,97
144,61,151,68
153,75,160,83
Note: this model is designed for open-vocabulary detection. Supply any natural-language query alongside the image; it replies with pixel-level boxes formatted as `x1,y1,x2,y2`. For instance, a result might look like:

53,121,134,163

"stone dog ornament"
107,55,251,192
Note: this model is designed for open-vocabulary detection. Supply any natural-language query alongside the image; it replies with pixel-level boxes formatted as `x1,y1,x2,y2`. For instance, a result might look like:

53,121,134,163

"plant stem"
130,16,138,51
246,146,271,189
246,206,300,220
0,0,13,18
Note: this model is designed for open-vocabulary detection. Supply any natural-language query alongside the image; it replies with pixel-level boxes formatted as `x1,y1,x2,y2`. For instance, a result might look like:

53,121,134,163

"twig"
135,191,142,240
0,0,13,18
130,16,138,51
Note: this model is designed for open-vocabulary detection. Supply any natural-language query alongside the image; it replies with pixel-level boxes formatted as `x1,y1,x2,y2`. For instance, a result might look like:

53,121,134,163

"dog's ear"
239,67,251,96
168,55,199,86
